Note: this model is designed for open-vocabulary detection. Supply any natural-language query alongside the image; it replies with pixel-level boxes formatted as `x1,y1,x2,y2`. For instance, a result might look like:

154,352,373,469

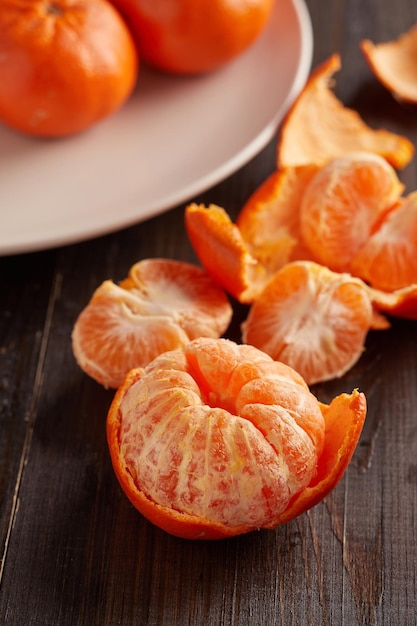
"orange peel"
277,54,414,169
185,203,268,303
185,166,322,304
361,24,417,105
366,283,417,321
277,389,366,524
236,164,319,273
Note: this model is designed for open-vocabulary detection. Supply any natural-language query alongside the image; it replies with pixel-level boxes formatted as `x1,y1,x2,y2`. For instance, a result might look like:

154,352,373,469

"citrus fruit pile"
71,37,417,538
186,54,417,385
72,258,367,538
0,0,274,138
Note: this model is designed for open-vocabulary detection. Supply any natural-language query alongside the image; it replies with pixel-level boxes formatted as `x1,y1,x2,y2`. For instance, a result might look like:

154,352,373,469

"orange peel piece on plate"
185,203,268,303
361,24,417,105
277,54,414,169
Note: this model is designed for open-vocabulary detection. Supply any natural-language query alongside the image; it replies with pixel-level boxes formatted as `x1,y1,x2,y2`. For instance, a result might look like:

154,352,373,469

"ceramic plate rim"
0,0,313,255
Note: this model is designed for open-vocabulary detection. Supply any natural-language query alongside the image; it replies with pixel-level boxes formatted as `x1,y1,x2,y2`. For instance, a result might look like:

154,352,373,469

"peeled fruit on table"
107,337,367,539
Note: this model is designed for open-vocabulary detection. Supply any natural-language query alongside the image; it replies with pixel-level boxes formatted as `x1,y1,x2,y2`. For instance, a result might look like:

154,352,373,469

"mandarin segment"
72,280,189,389
107,337,367,539
352,192,417,291
121,258,233,339
299,152,404,273
361,24,417,105
277,54,414,169
242,261,373,385
72,258,232,388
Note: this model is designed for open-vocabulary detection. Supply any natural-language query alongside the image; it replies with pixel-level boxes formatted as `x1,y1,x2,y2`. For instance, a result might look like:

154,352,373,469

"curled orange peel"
361,24,417,105
277,389,366,524
237,164,319,272
185,166,321,304
277,54,414,169
366,283,417,321
185,203,269,303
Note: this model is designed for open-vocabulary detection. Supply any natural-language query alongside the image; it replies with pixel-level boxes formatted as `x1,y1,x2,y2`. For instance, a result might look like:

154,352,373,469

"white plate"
0,0,312,255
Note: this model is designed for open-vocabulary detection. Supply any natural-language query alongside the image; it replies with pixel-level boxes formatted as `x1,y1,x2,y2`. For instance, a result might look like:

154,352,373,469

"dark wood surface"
2,1,417,624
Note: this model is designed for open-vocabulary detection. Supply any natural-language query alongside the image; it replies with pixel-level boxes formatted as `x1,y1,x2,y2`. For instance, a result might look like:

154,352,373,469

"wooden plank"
0,251,57,580
1,1,417,623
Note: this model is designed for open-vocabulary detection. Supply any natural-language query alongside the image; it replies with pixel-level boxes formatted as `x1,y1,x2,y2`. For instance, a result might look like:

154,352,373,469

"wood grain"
1,1,417,624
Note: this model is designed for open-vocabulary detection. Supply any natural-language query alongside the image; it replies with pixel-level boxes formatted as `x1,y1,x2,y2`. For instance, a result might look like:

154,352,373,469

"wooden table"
2,1,417,624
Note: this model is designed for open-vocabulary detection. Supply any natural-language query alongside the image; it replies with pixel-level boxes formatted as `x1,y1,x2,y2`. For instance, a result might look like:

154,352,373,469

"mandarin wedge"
277,54,414,169
242,261,373,385
299,152,404,273
185,203,268,303
361,24,417,105
236,164,320,274
107,337,367,539
352,192,417,291
72,258,232,388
